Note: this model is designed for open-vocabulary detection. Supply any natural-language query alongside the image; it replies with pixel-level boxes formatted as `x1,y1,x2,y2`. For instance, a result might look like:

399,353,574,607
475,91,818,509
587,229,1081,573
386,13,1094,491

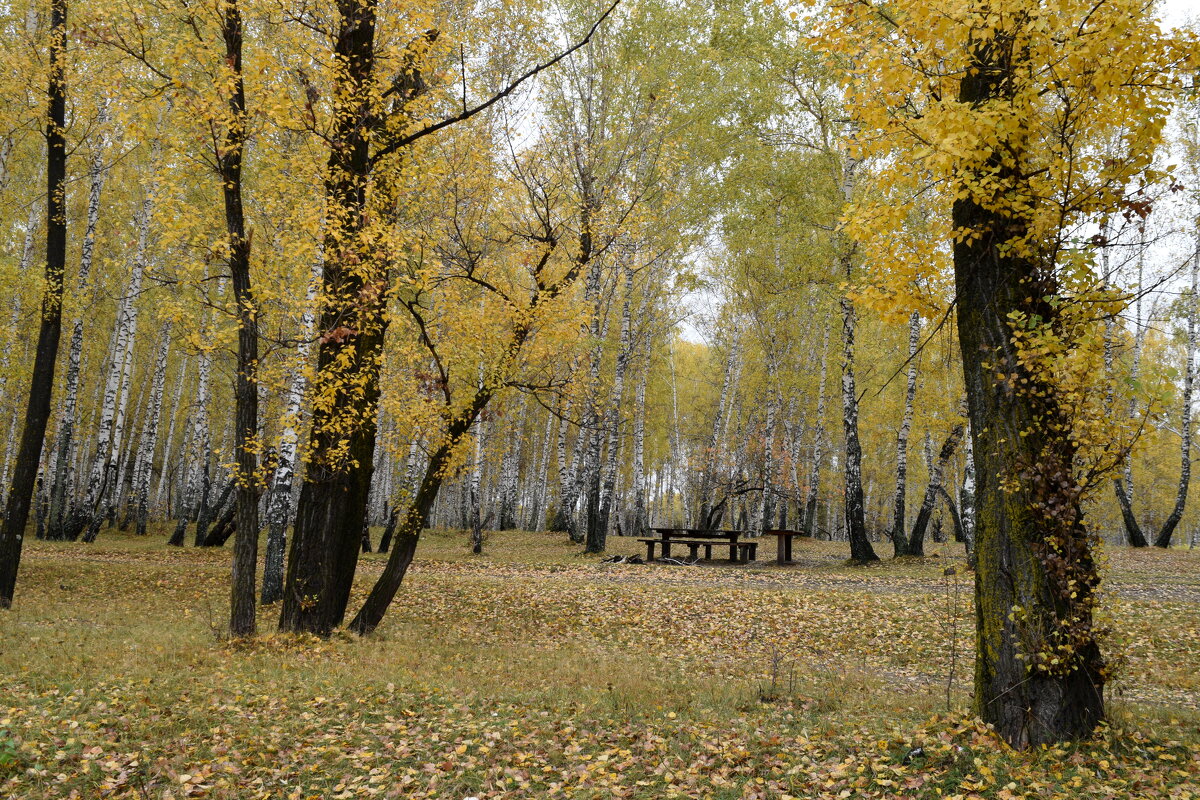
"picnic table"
761,528,811,564
638,528,757,563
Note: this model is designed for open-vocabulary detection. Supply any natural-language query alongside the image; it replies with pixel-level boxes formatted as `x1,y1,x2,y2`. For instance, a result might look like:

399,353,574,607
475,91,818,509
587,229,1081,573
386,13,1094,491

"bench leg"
662,542,672,559
646,541,655,562
784,535,793,563
776,536,786,564
687,543,700,560
703,543,713,560
727,544,738,563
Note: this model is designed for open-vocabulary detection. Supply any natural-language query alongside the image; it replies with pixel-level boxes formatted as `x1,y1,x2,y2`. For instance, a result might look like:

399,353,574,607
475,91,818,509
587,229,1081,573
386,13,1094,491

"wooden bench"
637,535,757,563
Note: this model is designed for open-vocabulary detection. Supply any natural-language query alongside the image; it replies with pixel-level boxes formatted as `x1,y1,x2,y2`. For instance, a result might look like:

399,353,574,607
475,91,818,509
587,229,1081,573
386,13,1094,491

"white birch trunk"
497,397,527,530
131,324,171,534
803,321,831,536
697,332,741,528
891,311,920,555
758,358,780,534
597,261,635,543
0,203,39,494
260,259,321,600
629,361,648,537
83,195,151,539
1154,230,1200,548
667,335,688,526
154,358,188,512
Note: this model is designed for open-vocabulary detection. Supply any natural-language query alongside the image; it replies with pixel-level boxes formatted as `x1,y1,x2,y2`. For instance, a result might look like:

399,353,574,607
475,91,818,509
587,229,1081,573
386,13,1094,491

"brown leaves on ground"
1,531,1198,799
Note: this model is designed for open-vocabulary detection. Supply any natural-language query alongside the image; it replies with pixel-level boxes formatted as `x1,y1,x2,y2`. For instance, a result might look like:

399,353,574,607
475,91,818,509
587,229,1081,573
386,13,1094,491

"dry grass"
1,528,1198,798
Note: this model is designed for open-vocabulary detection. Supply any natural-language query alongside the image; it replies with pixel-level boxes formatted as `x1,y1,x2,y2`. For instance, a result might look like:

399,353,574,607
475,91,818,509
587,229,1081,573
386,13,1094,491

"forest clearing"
3,0,1200,790
2,530,1199,798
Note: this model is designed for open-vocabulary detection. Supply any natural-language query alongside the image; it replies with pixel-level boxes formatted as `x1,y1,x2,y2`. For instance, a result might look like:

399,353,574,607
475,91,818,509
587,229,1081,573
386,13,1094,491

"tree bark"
261,259,321,605
840,290,876,563
907,422,965,556
47,121,106,540
1154,235,1198,549
803,320,830,536
0,0,68,607
1111,239,1150,547
891,311,920,555
220,0,259,637
279,0,392,635
956,37,1104,747
593,260,636,552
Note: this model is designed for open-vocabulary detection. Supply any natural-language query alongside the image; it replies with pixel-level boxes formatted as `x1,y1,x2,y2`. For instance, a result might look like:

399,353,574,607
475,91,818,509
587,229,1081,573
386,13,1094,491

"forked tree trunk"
667,336,688,526
629,363,648,537
1,206,38,496
134,327,171,535
527,413,553,531
279,0,392,636
497,397,525,531
960,427,977,567
697,333,740,529
469,388,485,555
758,358,780,535
1154,236,1199,549
594,261,635,551
154,359,187,511
189,350,213,546
1111,243,1150,547
907,422,965,556
83,193,151,543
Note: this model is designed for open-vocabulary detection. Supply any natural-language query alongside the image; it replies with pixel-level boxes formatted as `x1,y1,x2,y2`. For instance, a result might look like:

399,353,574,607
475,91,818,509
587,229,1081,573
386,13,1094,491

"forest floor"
2,529,1199,799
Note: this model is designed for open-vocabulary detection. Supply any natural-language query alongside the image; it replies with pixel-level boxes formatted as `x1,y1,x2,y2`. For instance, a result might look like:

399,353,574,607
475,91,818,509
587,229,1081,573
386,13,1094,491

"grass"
1,527,1198,798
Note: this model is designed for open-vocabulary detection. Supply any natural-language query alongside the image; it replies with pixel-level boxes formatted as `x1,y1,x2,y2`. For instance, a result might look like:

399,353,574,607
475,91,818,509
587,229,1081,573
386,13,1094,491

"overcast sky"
1160,0,1194,27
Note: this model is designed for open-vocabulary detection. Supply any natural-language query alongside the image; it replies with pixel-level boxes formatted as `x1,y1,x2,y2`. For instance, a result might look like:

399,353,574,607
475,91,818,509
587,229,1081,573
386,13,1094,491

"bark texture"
0,0,68,607
956,36,1104,747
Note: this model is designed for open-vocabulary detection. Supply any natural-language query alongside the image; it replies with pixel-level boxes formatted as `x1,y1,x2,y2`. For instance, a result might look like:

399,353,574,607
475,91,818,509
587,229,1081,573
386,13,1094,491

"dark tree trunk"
168,518,187,547
219,0,259,638
349,416,477,635
196,479,234,546
936,485,964,545
277,0,383,637
0,0,68,608
1112,480,1149,548
583,465,604,553
203,503,238,548
377,506,400,553
907,423,965,557
955,38,1104,748
193,462,213,545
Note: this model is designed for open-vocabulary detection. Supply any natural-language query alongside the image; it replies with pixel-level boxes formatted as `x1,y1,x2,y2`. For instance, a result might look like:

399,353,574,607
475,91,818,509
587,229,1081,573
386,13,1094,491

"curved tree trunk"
0,0,68,607
1154,237,1198,549
907,422,965,556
